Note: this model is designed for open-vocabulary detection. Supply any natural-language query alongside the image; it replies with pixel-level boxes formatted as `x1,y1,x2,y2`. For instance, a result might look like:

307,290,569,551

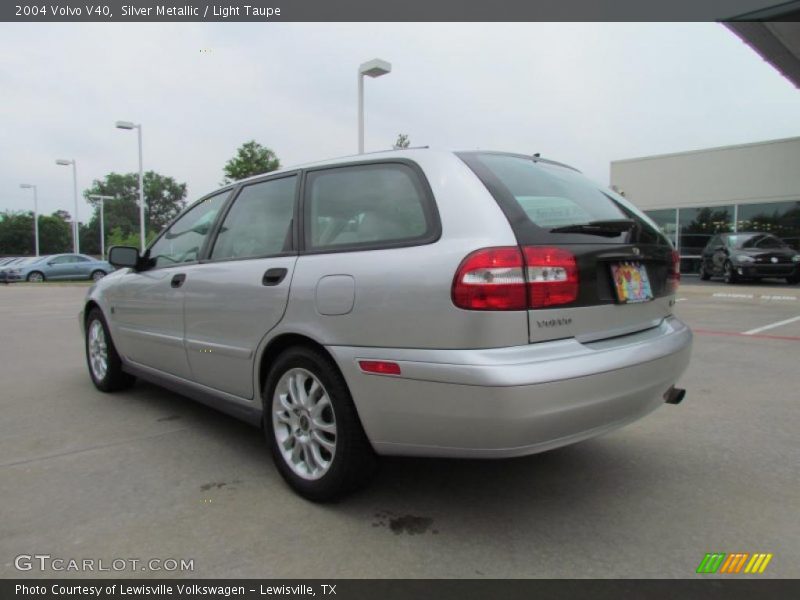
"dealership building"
610,136,800,273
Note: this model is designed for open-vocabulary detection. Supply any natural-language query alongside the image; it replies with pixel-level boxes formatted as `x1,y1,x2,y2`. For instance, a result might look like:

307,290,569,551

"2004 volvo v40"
80,149,692,501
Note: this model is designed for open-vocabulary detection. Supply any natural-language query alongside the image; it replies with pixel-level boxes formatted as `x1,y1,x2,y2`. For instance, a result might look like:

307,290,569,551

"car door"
72,255,95,278
702,235,719,274
182,174,299,399
45,255,76,280
105,191,230,379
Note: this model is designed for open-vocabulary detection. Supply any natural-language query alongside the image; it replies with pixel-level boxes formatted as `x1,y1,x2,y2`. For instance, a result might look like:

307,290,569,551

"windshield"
727,234,786,249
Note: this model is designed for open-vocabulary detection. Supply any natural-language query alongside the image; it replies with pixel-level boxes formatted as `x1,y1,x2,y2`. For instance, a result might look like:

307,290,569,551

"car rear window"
458,151,665,245
472,153,625,228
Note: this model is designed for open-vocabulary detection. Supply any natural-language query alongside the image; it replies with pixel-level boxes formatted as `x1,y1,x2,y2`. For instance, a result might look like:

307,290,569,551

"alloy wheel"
272,368,337,480
88,319,108,381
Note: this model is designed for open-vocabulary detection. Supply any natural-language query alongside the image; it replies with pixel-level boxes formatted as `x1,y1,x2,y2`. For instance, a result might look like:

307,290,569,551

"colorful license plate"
611,262,653,304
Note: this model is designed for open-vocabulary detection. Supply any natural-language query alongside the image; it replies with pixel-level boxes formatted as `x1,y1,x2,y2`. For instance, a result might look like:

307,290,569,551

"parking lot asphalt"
1,279,798,579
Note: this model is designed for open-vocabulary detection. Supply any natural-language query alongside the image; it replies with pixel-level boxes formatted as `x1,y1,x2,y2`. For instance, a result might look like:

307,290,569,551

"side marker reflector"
359,360,402,375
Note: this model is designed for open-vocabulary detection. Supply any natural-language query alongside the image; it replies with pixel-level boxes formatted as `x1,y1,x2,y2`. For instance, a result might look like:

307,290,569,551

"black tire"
699,265,711,281
787,275,800,285
26,271,45,282
723,261,738,284
85,307,136,392
263,346,377,502
90,270,107,282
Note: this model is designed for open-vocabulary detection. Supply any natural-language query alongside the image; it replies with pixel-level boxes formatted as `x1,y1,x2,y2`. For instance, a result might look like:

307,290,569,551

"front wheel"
699,264,711,281
26,271,45,283
85,308,136,392
723,261,738,284
787,275,800,285
264,346,376,502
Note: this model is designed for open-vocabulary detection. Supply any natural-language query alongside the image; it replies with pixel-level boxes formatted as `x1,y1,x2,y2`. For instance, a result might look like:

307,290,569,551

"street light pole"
115,120,146,252
88,194,115,259
357,58,392,154
56,158,80,253
20,184,39,256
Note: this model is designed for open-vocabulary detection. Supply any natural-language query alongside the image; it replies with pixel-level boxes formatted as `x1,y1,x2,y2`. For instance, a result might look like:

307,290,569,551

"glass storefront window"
644,209,678,247
679,206,734,274
737,201,800,251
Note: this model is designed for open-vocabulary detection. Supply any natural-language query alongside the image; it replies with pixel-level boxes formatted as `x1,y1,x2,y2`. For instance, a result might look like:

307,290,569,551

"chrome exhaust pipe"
664,386,686,405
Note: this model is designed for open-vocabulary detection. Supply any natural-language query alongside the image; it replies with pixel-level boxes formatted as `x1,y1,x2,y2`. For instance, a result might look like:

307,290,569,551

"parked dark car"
700,233,800,284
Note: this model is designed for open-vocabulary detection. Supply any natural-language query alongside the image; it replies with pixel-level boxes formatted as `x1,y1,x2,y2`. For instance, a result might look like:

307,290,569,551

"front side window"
211,176,297,260
305,163,433,250
148,191,228,268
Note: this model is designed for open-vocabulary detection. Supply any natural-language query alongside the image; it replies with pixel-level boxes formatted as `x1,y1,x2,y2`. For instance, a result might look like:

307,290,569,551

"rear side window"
211,175,297,260
459,152,665,245
304,163,436,251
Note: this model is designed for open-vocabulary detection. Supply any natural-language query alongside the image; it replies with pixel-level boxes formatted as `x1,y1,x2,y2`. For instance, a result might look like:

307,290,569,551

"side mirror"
108,246,141,269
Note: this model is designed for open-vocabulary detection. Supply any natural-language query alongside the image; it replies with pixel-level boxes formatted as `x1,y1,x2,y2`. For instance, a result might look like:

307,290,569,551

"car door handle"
171,273,186,288
262,268,288,286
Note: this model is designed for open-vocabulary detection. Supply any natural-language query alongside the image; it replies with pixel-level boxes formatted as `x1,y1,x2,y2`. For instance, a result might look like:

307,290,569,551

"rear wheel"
787,275,800,285
90,270,107,282
26,271,44,283
723,261,738,284
85,308,136,392
264,346,376,502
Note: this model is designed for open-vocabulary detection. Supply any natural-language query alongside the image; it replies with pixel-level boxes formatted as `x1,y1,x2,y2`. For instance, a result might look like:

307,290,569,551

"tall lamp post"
115,120,145,252
88,194,115,259
55,159,79,253
19,184,39,256
357,58,392,154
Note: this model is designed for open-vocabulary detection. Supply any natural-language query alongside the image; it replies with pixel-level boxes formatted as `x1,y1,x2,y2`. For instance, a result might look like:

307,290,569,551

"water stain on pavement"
200,482,227,491
372,510,439,535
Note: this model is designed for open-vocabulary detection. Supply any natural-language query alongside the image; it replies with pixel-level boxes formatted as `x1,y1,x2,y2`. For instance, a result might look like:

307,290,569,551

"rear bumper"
328,316,692,458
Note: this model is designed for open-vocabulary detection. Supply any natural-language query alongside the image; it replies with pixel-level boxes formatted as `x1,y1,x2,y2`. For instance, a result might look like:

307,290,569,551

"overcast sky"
1,22,799,220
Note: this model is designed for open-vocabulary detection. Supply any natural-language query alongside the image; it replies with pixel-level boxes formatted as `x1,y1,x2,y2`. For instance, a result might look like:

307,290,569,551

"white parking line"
743,315,800,336
675,297,687,302
760,295,798,301
712,292,754,299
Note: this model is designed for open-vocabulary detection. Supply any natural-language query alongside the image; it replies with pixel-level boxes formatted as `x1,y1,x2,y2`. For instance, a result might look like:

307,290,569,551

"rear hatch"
458,151,679,343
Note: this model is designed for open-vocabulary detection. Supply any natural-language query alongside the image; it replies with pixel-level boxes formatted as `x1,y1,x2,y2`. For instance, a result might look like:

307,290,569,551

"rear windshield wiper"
549,219,637,237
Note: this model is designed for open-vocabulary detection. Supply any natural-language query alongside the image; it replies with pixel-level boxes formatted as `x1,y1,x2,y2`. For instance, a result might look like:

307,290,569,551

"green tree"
39,213,72,254
83,171,187,246
222,140,280,184
393,133,411,149
106,226,157,249
0,211,72,255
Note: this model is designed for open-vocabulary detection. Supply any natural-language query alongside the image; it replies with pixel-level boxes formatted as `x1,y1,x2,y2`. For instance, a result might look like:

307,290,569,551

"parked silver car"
80,149,692,500
5,253,113,282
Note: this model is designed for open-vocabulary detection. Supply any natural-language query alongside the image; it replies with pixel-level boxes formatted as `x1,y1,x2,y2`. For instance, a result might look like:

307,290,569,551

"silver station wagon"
80,149,692,501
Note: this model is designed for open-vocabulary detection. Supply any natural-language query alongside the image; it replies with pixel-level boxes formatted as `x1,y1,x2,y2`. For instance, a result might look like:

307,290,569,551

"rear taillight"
452,246,579,310
451,247,527,310
667,249,680,293
523,247,579,308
